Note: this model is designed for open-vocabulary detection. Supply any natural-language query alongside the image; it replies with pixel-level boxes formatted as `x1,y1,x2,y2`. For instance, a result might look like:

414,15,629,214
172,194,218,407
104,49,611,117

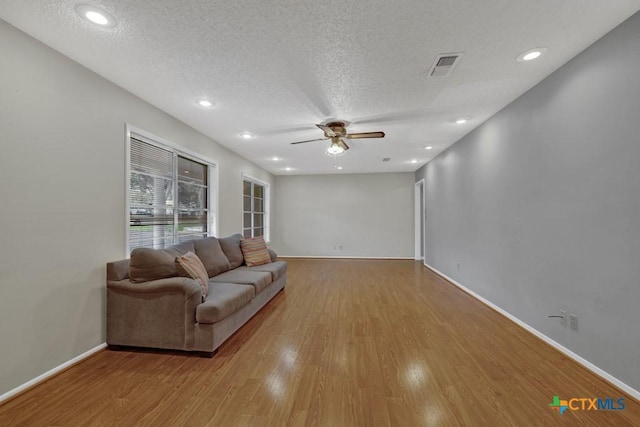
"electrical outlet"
569,314,578,331
560,310,567,327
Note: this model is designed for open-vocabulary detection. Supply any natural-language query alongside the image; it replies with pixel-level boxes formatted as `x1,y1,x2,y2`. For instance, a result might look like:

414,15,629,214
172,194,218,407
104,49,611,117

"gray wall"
0,20,273,396
273,173,414,257
415,12,640,390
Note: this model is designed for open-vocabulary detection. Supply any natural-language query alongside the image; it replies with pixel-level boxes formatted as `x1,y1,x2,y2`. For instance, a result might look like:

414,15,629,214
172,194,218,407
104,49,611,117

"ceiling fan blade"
338,139,350,151
346,131,385,139
316,124,336,137
290,137,329,145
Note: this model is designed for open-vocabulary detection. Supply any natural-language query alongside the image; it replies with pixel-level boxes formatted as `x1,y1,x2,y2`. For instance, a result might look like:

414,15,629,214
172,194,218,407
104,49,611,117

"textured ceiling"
2,1,639,175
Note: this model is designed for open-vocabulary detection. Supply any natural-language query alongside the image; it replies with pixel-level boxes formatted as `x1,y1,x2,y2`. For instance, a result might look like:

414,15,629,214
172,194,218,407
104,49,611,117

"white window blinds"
129,136,210,252
176,156,209,242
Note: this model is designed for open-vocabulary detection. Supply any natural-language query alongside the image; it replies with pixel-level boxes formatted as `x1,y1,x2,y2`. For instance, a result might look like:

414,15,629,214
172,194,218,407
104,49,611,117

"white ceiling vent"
427,53,463,77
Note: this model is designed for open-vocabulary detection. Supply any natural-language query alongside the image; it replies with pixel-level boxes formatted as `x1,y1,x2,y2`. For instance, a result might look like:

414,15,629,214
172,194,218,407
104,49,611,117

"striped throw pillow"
176,251,209,301
240,236,271,267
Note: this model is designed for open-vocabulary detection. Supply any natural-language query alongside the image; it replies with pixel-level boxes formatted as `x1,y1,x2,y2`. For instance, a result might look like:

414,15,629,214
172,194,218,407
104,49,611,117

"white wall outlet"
569,314,578,331
560,310,567,327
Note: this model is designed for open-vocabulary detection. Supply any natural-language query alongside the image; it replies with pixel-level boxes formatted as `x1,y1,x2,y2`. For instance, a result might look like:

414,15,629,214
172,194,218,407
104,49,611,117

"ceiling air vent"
382,157,391,162
427,53,463,77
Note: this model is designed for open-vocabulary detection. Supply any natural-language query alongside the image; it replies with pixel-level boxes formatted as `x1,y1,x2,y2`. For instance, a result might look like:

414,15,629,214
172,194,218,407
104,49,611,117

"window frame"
242,173,270,242
125,125,219,256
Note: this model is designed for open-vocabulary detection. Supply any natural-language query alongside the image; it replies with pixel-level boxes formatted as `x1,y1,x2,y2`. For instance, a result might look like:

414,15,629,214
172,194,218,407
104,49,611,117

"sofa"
106,234,286,357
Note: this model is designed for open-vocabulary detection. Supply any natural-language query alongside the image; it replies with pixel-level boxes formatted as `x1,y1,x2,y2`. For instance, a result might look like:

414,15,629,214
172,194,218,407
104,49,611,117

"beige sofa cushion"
218,233,244,269
196,283,255,324
193,237,231,277
210,270,272,294
128,242,195,283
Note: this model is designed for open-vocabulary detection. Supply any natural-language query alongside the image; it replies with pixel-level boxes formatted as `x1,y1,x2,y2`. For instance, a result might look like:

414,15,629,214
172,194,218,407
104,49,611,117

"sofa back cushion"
193,237,231,277
240,236,271,267
219,233,244,269
128,242,195,283
107,259,130,281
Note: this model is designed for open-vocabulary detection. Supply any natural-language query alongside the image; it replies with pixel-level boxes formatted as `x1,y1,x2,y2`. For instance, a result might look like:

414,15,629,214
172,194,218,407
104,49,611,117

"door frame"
414,179,425,261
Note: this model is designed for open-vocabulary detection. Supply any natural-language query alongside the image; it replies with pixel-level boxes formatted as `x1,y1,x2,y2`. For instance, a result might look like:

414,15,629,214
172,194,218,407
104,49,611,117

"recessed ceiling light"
240,131,254,140
424,146,433,150
454,117,470,124
285,167,292,171
75,5,117,28
335,165,343,170
271,156,281,161
197,99,214,108
410,159,419,164
517,47,548,62
86,11,108,25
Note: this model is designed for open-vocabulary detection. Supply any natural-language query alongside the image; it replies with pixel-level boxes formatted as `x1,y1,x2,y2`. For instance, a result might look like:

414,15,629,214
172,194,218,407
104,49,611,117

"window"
243,177,269,240
127,131,216,253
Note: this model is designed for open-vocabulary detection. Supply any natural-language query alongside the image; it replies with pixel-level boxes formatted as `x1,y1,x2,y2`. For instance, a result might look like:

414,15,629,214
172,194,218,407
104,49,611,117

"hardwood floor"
1,259,638,426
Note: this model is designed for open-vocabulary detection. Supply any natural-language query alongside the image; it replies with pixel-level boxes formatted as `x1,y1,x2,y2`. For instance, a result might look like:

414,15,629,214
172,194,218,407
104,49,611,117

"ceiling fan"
290,121,385,155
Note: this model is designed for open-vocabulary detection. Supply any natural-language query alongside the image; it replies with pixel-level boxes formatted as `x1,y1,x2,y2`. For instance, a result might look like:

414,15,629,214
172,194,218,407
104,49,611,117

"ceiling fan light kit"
326,142,345,156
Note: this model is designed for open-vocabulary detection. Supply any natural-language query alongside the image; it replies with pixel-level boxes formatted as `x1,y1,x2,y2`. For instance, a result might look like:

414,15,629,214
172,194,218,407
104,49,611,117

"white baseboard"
280,255,414,260
0,342,107,404
423,263,640,402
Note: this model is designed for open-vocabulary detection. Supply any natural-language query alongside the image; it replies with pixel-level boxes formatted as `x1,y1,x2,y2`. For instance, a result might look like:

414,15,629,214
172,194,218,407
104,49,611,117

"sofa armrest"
107,276,201,298
107,276,203,350
267,248,278,262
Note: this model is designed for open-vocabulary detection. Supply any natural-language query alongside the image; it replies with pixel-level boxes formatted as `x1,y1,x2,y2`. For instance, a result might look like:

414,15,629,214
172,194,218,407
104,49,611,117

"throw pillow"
176,251,209,301
240,236,271,267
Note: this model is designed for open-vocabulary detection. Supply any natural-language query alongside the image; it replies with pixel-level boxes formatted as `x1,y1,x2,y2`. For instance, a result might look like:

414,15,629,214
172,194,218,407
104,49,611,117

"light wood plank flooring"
1,259,638,426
